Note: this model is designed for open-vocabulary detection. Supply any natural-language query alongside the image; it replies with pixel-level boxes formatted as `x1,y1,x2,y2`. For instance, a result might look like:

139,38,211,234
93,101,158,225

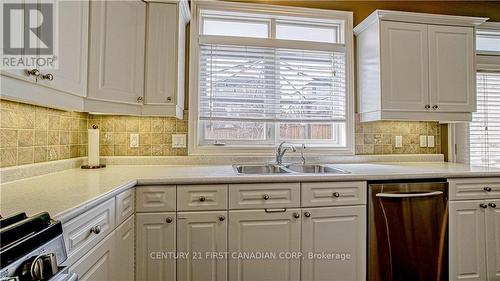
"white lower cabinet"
486,199,500,280
136,212,176,281
177,211,228,281
449,200,487,281
228,209,301,281
301,206,366,281
68,229,115,281
113,215,135,281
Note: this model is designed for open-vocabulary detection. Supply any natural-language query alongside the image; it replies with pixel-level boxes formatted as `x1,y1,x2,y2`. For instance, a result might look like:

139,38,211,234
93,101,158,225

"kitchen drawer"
301,181,367,207
449,178,500,200
178,184,227,211
136,185,176,212
63,197,115,265
229,183,300,209
116,188,135,225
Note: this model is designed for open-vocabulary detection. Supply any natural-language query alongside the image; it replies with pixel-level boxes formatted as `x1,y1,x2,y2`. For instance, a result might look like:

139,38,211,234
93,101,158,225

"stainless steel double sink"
233,163,350,175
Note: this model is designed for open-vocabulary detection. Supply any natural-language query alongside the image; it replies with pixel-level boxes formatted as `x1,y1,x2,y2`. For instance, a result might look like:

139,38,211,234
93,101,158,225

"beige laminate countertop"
1,162,499,222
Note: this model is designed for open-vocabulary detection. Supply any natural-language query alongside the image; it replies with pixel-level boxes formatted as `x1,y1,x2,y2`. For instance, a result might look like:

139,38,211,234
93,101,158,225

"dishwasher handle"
376,191,443,198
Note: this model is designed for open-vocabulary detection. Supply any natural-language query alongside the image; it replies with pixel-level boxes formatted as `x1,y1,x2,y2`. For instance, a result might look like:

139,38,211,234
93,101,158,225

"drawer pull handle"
304,212,311,217
293,212,300,219
199,196,206,202
265,208,286,213
218,215,225,221
263,194,270,200
480,203,488,209
333,192,341,198
166,217,173,223
27,69,40,77
484,187,492,192
489,203,497,208
90,225,101,234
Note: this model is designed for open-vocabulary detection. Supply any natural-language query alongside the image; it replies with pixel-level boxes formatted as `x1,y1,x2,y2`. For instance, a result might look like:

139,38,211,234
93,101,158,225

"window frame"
188,1,355,156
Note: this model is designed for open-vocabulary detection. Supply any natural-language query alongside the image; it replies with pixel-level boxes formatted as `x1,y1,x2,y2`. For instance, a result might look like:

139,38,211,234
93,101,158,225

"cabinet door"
37,0,88,97
449,201,487,281
228,209,301,281
177,211,227,281
68,230,115,281
113,215,134,281
380,21,429,111
301,206,366,281
88,0,145,104
145,3,177,105
486,199,500,280
428,25,475,112
136,213,176,281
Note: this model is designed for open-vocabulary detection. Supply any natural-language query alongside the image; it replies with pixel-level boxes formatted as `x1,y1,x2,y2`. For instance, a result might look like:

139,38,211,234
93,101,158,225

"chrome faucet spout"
275,141,296,165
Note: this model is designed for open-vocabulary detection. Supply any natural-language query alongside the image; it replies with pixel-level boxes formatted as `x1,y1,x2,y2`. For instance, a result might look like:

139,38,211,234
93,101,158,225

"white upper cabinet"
380,21,429,111
428,25,475,112
87,0,146,105
38,0,89,97
355,10,487,122
143,1,189,118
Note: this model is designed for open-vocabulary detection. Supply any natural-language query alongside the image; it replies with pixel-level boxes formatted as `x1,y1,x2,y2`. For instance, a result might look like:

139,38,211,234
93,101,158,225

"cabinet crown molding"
354,9,488,35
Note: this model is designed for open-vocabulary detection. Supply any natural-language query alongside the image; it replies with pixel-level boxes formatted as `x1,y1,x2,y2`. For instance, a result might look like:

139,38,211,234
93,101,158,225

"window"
189,2,354,155
476,29,500,54
470,71,500,168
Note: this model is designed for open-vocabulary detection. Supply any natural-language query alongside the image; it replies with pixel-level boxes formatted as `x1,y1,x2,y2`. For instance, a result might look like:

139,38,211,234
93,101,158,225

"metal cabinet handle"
166,217,173,223
484,187,492,192
218,215,225,221
293,212,300,219
27,69,40,77
425,104,431,109
199,196,206,202
304,212,311,217
137,96,143,102
90,225,101,234
166,97,172,102
41,73,54,81
333,192,340,198
263,194,270,200
432,105,439,110
489,203,497,208
480,203,488,209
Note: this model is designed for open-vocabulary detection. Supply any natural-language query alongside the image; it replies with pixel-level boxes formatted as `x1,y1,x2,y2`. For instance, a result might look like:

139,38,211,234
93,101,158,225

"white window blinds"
198,44,346,123
470,72,500,168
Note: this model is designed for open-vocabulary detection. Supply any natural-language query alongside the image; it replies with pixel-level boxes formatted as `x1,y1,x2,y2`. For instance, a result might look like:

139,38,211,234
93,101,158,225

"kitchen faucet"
275,141,297,165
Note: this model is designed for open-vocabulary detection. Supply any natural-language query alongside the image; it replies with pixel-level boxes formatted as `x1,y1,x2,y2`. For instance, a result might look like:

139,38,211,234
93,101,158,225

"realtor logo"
2,2,56,69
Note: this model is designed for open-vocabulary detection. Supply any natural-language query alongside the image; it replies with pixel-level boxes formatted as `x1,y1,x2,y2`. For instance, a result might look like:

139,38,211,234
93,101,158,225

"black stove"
0,212,76,281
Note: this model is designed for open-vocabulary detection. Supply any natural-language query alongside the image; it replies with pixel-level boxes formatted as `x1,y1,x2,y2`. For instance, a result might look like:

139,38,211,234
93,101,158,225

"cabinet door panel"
486,199,500,280
88,0,145,104
113,215,134,281
380,21,429,111
429,25,475,112
301,206,366,281
68,231,114,281
449,201,487,281
136,213,176,281
228,209,301,281
177,211,227,281
38,0,88,96
145,3,177,105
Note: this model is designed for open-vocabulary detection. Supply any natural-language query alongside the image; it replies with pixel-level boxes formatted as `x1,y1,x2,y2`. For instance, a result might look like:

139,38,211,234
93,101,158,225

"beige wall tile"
34,146,48,163
1,148,17,167
48,146,60,161
48,131,60,145
35,130,48,146
18,130,34,147
18,147,34,165
1,109,18,128
48,115,60,130
1,129,17,148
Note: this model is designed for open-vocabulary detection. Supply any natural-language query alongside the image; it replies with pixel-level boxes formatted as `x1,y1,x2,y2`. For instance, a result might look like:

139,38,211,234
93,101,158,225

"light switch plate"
427,136,435,148
172,134,187,148
395,136,403,148
130,133,139,147
420,135,427,147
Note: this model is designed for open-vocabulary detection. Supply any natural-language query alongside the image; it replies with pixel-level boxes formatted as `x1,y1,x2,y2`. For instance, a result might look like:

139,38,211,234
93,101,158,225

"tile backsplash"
0,99,441,168
0,99,89,167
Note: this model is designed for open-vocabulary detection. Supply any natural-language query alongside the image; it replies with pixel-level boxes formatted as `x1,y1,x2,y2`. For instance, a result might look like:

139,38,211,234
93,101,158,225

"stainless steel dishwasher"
368,180,448,281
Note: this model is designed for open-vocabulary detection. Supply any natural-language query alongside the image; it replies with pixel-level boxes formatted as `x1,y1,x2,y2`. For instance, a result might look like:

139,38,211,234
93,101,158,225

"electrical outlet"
428,136,435,148
172,134,186,148
130,133,139,147
395,136,403,148
420,135,427,148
